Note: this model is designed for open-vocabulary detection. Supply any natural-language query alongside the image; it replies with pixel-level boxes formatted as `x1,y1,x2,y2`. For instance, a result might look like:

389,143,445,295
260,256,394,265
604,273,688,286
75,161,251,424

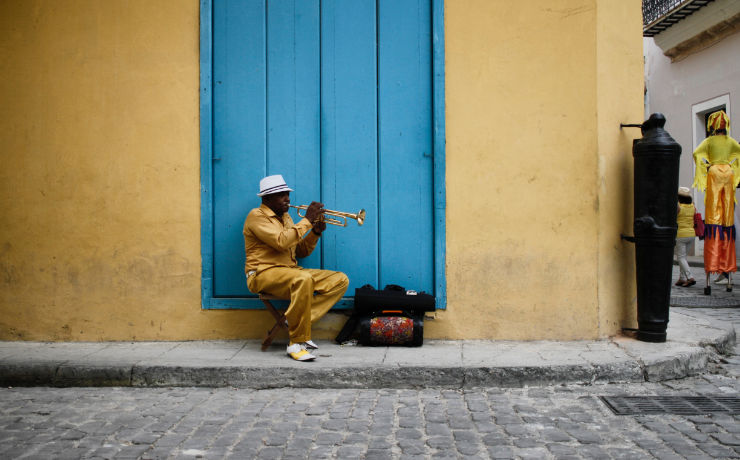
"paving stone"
335,445,366,458
263,433,290,447
541,427,572,443
426,435,454,449
578,444,614,458
697,423,722,433
398,439,427,456
672,445,714,459
229,446,259,459
395,428,422,440
424,411,448,423
546,443,579,456
486,445,515,459
131,432,162,445
494,414,521,425
425,422,452,437
453,429,480,442
696,442,740,458
516,447,550,459
724,420,740,434
314,432,343,446
456,441,482,456
140,447,174,460
473,420,498,433
429,453,458,460
256,446,284,459
346,420,370,433
712,432,740,446
320,419,346,432
398,417,422,429
565,428,603,444
481,433,510,446
466,400,489,412
367,437,392,450
448,416,476,430
513,437,544,448
154,433,190,448
364,449,393,460
59,429,87,441
280,449,308,460
114,444,152,459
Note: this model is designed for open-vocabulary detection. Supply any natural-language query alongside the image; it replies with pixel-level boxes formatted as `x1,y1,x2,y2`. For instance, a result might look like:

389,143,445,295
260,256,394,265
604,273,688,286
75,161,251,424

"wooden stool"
259,293,289,351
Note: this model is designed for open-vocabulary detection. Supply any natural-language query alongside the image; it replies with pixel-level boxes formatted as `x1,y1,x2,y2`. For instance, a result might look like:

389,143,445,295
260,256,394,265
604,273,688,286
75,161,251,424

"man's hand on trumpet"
312,217,326,236
303,201,326,235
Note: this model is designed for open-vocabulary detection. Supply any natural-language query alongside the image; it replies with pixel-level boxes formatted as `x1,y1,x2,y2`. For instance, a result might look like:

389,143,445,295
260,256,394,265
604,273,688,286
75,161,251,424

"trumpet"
290,205,366,227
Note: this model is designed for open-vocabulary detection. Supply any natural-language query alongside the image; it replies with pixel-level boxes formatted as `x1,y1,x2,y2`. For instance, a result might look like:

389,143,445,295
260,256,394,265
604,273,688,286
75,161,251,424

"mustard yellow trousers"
703,164,737,273
248,267,349,343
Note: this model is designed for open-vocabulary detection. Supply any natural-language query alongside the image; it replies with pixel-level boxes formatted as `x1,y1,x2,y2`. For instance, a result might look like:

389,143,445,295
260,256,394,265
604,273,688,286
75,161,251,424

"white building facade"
643,0,740,255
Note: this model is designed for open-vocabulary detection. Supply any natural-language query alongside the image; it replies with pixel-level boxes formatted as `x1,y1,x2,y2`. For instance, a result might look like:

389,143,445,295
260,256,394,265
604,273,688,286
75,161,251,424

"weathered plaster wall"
0,0,277,340
430,0,641,340
595,1,642,336
0,0,642,341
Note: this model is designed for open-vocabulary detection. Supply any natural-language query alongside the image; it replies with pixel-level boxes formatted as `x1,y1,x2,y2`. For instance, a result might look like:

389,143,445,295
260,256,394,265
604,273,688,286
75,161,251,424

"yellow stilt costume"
692,111,740,274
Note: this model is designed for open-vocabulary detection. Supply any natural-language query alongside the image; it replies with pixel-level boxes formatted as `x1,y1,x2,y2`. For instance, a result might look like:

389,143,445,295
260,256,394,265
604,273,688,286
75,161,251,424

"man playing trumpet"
243,174,349,361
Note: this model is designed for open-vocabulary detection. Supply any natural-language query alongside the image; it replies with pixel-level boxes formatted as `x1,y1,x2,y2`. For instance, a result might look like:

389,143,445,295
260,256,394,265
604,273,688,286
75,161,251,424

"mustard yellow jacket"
692,134,740,191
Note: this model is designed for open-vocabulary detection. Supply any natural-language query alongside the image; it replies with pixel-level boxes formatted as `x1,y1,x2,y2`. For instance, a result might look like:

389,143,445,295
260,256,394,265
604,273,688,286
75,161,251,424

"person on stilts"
692,110,740,294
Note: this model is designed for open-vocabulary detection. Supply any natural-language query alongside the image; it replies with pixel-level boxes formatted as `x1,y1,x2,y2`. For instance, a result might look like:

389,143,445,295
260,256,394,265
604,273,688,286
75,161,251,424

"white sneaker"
286,343,315,361
303,340,318,350
714,275,729,285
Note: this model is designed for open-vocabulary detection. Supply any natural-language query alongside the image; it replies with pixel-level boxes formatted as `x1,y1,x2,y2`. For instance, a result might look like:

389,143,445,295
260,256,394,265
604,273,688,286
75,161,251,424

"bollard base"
637,330,667,343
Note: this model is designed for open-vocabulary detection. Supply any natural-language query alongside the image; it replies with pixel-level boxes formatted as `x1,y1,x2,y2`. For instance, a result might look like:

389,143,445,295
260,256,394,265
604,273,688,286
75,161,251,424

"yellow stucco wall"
0,0,642,341
433,0,641,340
595,1,641,336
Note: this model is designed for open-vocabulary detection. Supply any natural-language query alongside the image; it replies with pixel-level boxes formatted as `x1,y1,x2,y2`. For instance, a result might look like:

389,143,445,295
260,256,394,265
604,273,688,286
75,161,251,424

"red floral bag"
358,311,424,346
693,210,705,240
370,316,415,344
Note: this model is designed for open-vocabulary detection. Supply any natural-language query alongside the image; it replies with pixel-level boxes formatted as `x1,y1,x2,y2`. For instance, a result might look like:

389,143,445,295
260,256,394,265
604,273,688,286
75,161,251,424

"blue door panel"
213,1,266,296
378,0,434,291
320,0,379,292
267,0,322,271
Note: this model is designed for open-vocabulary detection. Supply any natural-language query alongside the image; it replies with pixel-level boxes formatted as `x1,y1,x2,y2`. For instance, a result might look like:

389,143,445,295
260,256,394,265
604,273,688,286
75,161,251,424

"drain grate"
600,396,740,415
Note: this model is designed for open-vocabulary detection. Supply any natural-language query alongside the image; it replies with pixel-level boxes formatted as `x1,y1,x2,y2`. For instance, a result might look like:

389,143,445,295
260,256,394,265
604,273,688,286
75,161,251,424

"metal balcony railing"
643,0,716,36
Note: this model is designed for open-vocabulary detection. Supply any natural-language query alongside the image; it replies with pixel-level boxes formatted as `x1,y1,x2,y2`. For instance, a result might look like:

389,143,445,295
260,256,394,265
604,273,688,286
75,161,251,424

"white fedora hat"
678,186,691,197
257,174,293,196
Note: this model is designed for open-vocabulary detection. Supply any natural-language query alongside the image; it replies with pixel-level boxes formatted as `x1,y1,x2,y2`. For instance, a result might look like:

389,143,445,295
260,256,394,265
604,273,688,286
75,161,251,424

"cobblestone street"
1,307,738,460
671,263,740,308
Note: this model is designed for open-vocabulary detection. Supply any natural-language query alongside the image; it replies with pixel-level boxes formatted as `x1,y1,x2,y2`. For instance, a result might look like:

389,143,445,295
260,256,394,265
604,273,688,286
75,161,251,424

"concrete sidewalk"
0,308,735,390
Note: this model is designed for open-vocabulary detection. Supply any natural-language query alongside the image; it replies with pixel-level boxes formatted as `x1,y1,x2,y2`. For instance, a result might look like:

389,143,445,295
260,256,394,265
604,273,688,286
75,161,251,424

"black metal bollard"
622,113,681,342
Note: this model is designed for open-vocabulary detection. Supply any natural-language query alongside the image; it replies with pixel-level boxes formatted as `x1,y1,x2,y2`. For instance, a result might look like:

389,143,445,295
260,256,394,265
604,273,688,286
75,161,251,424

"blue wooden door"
208,0,436,306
